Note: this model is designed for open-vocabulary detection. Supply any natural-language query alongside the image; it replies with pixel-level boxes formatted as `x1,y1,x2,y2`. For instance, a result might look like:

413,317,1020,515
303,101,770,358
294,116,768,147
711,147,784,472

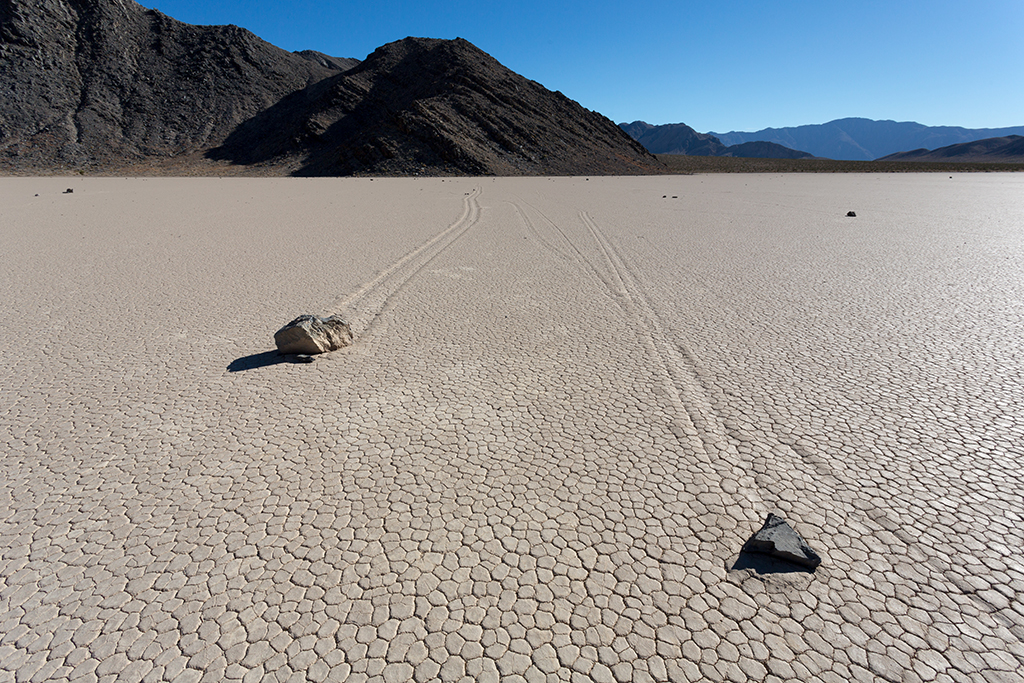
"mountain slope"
619,121,727,156
293,50,360,73
878,135,1024,163
0,0,347,169
210,37,660,176
709,118,1024,161
718,141,812,159
619,121,812,159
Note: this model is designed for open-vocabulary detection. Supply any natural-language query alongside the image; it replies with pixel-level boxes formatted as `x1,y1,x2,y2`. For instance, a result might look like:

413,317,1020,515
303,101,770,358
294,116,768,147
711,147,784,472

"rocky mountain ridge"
0,0,659,175
620,121,812,159
210,37,657,176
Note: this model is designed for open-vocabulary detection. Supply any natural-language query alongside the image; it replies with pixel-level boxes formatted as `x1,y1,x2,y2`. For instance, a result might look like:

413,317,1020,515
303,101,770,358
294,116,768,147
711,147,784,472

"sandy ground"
1,174,1023,683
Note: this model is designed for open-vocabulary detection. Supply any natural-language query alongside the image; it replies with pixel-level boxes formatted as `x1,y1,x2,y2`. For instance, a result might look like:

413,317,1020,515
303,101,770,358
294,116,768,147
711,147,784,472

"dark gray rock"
743,514,821,569
274,315,352,355
847,210,857,217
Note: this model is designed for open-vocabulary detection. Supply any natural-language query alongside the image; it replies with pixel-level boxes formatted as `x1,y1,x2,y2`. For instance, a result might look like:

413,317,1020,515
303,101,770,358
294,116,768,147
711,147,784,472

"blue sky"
141,0,1023,133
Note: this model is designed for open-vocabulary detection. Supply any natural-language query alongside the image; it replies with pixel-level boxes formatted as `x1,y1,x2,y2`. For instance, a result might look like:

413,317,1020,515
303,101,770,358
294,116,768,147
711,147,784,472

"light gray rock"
743,514,822,569
274,315,353,355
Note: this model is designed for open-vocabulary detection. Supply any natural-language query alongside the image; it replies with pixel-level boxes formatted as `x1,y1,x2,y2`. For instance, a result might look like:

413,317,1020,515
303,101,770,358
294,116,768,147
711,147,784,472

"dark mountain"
878,136,1024,163
620,121,812,159
0,0,342,170
1,2,658,176
210,37,660,176
718,141,812,159
708,118,1024,161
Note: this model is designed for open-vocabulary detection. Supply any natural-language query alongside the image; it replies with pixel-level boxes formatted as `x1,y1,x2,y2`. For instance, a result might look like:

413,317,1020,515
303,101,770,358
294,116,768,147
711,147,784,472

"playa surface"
2,174,1022,683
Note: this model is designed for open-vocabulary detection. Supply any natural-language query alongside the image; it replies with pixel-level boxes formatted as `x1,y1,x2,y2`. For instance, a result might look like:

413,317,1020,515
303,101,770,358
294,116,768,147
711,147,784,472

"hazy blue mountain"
620,121,812,159
878,135,1024,163
709,118,1024,161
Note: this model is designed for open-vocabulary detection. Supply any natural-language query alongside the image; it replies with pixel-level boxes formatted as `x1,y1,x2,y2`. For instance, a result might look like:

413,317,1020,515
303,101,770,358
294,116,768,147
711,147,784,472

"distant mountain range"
4,1,1019,175
0,0,657,175
620,121,813,159
709,118,1024,161
878,135,1024,163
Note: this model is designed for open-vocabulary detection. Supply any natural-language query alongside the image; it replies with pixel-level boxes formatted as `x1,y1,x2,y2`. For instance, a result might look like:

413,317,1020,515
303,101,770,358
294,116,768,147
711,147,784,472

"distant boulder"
274,315,353,355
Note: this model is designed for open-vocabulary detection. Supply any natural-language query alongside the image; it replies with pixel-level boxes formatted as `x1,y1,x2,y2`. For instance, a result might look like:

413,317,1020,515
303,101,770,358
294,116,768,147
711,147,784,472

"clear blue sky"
141,0,1023,133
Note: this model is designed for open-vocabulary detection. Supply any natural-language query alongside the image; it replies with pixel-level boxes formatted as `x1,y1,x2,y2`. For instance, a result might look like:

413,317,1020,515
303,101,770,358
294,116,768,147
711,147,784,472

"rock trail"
328,187,482,338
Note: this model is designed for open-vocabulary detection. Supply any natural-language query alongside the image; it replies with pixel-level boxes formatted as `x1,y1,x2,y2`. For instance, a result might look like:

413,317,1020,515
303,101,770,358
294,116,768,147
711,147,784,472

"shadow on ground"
228,350,295,372
730,551,817,575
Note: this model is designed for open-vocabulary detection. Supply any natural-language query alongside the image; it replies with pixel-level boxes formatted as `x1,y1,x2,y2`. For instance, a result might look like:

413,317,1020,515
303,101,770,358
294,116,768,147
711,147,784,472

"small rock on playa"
744,513,822,569
274,314,353,355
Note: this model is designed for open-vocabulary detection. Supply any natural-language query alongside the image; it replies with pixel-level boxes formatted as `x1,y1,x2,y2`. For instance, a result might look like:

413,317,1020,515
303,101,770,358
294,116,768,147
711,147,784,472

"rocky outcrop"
274,315,353,355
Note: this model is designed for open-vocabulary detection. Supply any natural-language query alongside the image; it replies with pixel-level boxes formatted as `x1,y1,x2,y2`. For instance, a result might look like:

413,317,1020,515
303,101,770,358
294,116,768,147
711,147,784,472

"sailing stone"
743,514,822,569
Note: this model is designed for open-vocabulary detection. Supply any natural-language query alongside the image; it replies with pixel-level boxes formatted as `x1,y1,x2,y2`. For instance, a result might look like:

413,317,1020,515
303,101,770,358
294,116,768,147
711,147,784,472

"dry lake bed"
1,174,1022,682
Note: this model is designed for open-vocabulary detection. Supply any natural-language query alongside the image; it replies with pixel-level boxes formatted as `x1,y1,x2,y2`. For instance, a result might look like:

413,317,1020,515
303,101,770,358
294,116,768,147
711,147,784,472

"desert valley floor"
1,174,1023,683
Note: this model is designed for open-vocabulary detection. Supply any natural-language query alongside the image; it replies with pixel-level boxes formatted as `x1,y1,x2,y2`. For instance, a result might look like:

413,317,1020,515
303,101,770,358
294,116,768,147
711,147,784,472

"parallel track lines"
327,188,482,339
578,210,764,515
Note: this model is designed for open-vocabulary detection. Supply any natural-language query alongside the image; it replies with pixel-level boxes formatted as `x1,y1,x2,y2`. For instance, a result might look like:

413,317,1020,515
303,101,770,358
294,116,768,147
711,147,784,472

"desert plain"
1,173,1023,683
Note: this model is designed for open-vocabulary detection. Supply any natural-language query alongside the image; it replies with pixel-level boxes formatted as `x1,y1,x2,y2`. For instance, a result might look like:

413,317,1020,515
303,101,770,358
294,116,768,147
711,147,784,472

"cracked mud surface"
2,175,1023,682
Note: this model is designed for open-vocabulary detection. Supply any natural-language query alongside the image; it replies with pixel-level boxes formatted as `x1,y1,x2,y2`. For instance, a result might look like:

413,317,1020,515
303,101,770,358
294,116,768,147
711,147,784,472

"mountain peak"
209,36,659,176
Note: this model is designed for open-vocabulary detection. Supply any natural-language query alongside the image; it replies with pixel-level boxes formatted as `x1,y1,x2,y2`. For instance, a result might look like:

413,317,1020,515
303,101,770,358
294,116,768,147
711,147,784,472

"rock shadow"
730,551,817,575
228,350,293,372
